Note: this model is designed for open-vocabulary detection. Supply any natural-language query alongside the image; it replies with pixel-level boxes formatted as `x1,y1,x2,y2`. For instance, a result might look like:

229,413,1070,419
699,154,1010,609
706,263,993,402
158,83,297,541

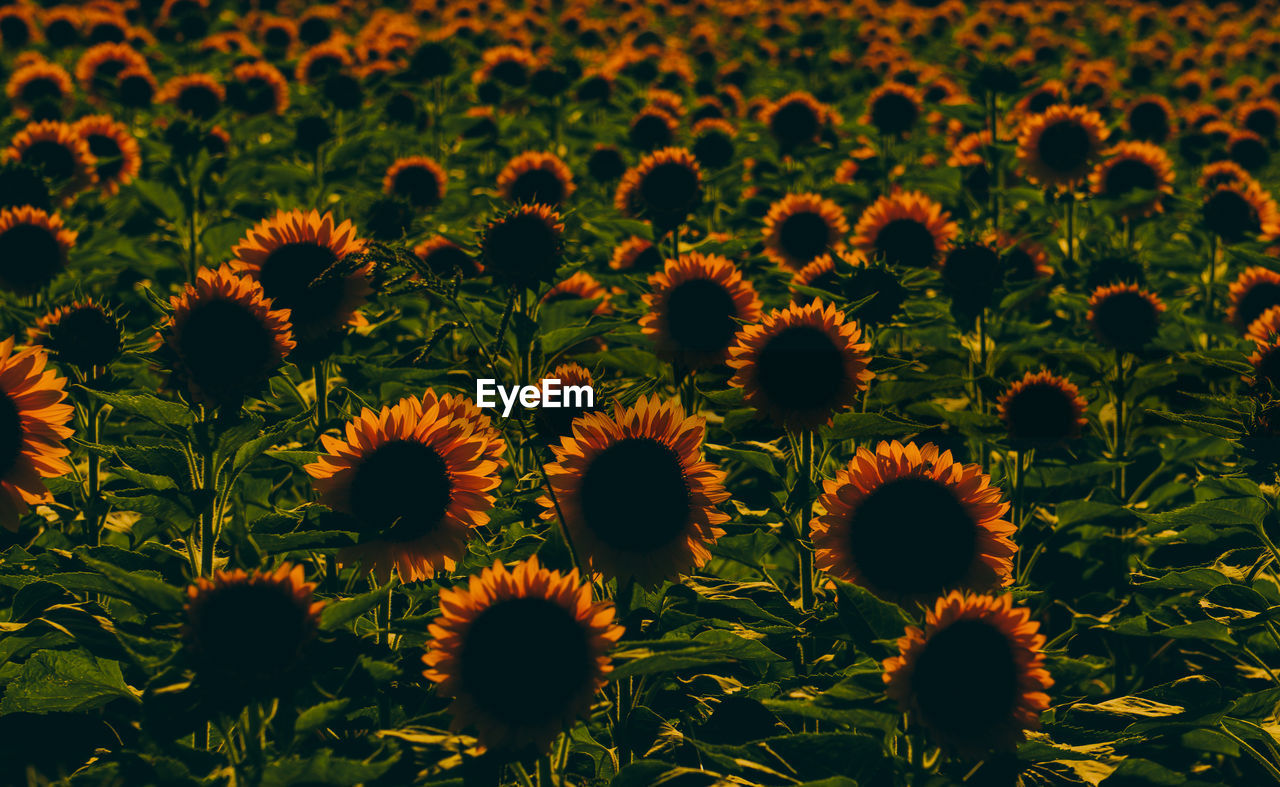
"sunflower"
1199,160,1254,191
71,115,141,195
864,82,923,136
1238,98,1280,139
159,265,295,408
1088,141,1175,218
1228,129,1270,173
628,106,678,151
762,91,829,151
422,556,624,753
41,7,81,48
940,240,1003,317
543,271,612,314
479,203,564,289
762,193,848,271
1201,180,1280,243
156,74,225,120
587,145,626,183
1248,305,1280,344
811,440,1015,600
496,151,575,207
640,251,762,370
883,591,1052,755
994,232,1053,281
259,16,297,53
0,337,73,532
229,61,290,115
0,5,36,48
614,147,703,234
997,370,1088,447
1124,94,1176,142
74,42,148,96
28,298,122,373
539,396,729,585
117,66,156,108
1229,267,1280,333
536,362,598,442
0,206,75,295
231,209,371,343
790,254,840,304
4,121,97,199
304,395,503,583
183,563,324,696
1015,104,1109,188
413,236,480,278
609,235,663,272
691,118,736,170
1087,283,1165,352
475,45,537,87
6,60,74,119
1248,340,1280,391
295,41,353,85
850,190,958,268
727,299,874,430
382,156,447,210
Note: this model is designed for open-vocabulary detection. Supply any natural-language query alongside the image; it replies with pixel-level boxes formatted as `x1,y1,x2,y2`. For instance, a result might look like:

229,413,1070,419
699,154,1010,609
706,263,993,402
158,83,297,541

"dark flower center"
459,597,593,730
119,74,154,108
846,475,978,596
483,212,560,287
1129,102,1169,141
46,306,121,369
769,100,819,149
86,133,124,180
189,582,310,680
629,113,673,151
347,439,452,542
777,211,832,264
942,244,1001,315
22,140,77,183
579,437,691,552
638,163,700,220
875,218,936,267
1036,120,1091,174
234,75,277,115
258,241,346,332
1092,291,1159,350
392,165,443,209
264,26,291,49
490,60,528,87
299,16,331,45
177,85,221,120
0,224,63,294
1238,282,1280,330
1246,108,1278,138
175,298,277,403
20,77,61,105
1231,137,1269,172
844,266,906,324
910,619,1020,738
754,324,847,413
664,278,739,355
1102,159,1157,198
0,16,31,47
692,132,733,170
0,393,23,479
587,147,625,182
1004,383,1078,444
0,166,50,211
1203,189,1260,241
509,169,565,206
871,91,919,135
1026,91,1059,116
421,244,478,278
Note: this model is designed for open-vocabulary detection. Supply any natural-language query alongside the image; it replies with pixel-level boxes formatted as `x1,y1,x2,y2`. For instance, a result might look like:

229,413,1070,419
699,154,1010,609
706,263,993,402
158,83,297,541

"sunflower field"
12,0,1280,785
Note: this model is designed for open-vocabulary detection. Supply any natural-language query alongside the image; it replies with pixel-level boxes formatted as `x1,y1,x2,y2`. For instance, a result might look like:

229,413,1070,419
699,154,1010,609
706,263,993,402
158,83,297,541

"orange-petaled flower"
229,60,290,115
863,82,923,136
413,236,480,278
71,114,141,195
295,41,353,84
474,45,537,87
156,74,225,121
543,271,612,314
850,190,958,268
762,193,848,271
640,251,762,370
1087,283,1165,351
1089,141,1175,218
628,106,678,151
539,396,729,585
382,156,447,210
1015,104,1109,188
1227,267,1280,334
4,121,97,199
497,151,575,207
609,236,663,272
1202,180,1280,243
1199,161,1254,190
0,337,73,531
1248,305,1280,344
1238,98,1280,139
997,370,1088,447
407,388,507,469
614,147,703,233
790,253,841,304
422,557,624,753
74,42,148,95
183,563,324,695
883,591,1052,755
305,396,503,583
994,232,1053,281
1124,94,1176,143
762,91,830,151
479,203,564,289
811,440,1015,600
231,209,370,343
727,299,874,430
1248,339,1280,391
160,265,295,408
28,298,122,373
0,206,75,294
6,60,73,118
536,363,599,442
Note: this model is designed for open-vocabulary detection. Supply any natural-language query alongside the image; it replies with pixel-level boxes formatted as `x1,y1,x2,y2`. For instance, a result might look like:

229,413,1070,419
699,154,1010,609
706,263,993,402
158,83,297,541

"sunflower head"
614,147,704,234
497,151,575,207
422,556,624,753
865,82,923,136
4,121,97,200
1249,340,1280,392
1015,104,1109,188
1125,94,1175,142
28,299,122,373
762,91,829,151
851,190,959,268
628,106,678,151
383,156,447,210
997,370,1088,447
640,251,762,370
691,118,736,170
539,396,730,585
941,240,1002,318
587,145,627,183
883,591,1052,756
1087,283,1165,352
1229,267,1280,332
811,440,1015,601
414,237,480,279
1202,180,1280,242
72,115,142,195
536,363,599,442
305,395,503,583
0,337,73,532
479,203,565,290
728,299,874,430
6,61,74,120
0,207,75,295
229,60,290,116
117,66,157,109
1089,141,1175,218
609,235,663,272
183,563,324,696
762,193,848,271
0,160,52,211
157,74,225,121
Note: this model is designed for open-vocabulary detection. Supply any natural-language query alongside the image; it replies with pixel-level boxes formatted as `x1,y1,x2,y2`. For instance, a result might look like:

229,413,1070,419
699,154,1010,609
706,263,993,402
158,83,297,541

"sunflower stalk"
197,415,220,576
792,429,815,613
1113,348,1127,498
313,362,328,430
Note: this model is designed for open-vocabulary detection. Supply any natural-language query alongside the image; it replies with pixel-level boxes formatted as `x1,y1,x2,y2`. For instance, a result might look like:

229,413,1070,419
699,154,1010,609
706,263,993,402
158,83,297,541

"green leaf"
832,578,912,650
0,650,140,713
1200,584,1272,627
294,698,350,737
822,411,922,441
260,750,398,787
76,552,184,612
320,583,393,631
80,389,193,431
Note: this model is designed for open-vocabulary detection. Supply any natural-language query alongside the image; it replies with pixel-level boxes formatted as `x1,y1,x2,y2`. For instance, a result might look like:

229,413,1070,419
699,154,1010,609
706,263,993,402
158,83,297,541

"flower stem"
1114,348,1127,498
313,362,328,430
198,417,218,576
795,429,815,612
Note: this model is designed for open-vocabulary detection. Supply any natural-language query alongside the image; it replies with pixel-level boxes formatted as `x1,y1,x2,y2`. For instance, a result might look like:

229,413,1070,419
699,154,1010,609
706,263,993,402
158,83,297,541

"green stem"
796,430,815,612
313,362,328,430
1222,725,1280,784
199,419,217,576
1206,234,1219,335
1114,349,1127,498
1065,192,1075,271
537,753,553,787
87,399,103,544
